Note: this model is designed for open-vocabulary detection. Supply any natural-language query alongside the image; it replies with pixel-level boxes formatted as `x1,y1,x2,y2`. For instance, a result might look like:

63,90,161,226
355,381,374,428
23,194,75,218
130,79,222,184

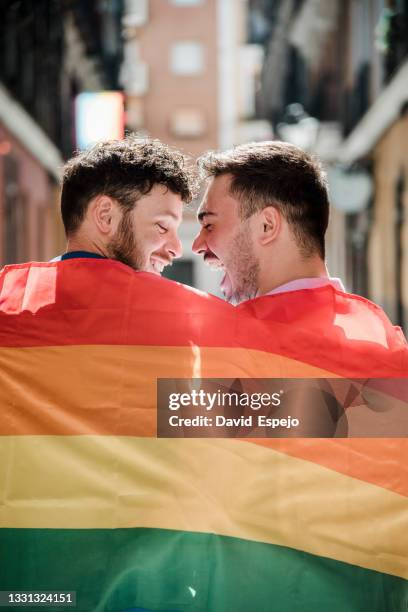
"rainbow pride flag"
0,259,407,611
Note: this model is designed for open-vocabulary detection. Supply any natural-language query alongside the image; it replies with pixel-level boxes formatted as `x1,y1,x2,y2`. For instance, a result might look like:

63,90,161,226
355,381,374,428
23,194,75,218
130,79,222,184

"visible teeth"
151,260,164,273
206,258,224,270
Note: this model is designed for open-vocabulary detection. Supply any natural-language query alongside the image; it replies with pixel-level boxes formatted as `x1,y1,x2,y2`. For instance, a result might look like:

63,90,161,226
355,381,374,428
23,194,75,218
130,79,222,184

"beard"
106,211,145,271
223,223,260,305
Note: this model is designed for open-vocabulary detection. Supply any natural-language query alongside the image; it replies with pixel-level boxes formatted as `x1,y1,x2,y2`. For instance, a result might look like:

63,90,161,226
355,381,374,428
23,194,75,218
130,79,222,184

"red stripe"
0,261,407,377
0,260,242,348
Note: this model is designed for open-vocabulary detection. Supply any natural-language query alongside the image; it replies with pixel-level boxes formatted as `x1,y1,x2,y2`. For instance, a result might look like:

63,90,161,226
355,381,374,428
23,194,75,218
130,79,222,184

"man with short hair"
56,135,197,271
193,140,337,304
193,139,408,426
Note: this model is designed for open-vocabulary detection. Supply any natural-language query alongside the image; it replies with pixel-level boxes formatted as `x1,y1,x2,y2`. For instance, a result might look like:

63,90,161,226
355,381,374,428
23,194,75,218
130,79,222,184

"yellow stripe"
0,345,334,435
0,436,406,579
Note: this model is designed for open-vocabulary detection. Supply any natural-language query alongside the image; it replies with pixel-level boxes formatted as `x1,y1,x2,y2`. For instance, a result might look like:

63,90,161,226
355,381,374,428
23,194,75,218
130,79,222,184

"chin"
227,287,247,306
134,259,151,273
222,289,235,304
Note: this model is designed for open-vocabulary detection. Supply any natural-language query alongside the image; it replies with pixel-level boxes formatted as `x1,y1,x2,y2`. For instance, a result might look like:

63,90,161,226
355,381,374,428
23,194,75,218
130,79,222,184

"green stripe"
0,528,406,612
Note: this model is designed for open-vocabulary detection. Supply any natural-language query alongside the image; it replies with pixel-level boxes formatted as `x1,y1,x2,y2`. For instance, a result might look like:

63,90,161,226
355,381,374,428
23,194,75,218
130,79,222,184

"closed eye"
156,223,168,233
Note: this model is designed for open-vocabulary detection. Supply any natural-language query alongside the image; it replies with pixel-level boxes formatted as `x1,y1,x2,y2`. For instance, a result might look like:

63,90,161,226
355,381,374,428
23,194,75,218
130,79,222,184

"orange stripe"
0,344,331,436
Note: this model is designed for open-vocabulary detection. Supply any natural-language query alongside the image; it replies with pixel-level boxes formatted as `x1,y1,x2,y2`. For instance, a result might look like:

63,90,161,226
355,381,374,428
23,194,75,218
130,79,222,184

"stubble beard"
106,211,145,271
224,225,260,305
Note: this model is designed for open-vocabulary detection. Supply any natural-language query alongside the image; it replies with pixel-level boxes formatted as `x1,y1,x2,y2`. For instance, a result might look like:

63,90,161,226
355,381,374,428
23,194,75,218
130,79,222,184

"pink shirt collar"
265,277,345,296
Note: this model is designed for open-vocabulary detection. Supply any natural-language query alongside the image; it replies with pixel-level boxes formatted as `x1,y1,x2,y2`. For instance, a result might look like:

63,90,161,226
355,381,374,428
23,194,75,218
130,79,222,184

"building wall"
129,0,219,156
0,2,122,268
0,125,62,266
369,113,408,328
123,0,251,155
325,206,347,286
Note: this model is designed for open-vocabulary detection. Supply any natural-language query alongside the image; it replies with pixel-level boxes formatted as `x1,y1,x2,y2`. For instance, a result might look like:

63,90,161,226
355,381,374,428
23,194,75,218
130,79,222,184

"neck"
257,254,328,296
66,233,109,258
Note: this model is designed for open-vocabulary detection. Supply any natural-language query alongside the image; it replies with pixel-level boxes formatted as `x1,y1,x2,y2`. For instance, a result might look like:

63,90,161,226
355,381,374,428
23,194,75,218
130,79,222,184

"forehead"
197,174,240,219
135,184,183,222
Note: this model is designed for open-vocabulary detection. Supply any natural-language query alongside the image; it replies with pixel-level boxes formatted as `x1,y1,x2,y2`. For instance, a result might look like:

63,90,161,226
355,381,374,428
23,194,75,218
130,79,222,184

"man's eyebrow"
159,211,180,221
197,211,217,222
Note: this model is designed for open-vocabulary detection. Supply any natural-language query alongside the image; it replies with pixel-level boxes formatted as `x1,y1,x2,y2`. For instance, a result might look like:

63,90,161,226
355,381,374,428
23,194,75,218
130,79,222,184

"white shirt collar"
264,277,345,296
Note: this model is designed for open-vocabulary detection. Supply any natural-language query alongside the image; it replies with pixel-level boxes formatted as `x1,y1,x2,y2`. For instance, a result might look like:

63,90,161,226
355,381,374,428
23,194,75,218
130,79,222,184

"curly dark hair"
61,135,198,235
198,141,329,259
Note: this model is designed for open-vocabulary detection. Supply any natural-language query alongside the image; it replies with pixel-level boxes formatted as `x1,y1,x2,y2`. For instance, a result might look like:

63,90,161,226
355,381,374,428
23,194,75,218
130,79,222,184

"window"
170,42,204,75
3,156,18,264
170,108,206,138
37,205,46,262
170,0,203,5
3,156,28,265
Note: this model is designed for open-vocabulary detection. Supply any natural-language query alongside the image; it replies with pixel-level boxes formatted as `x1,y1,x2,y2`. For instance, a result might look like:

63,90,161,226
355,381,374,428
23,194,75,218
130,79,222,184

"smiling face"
107,184,183,274
192,174,260,304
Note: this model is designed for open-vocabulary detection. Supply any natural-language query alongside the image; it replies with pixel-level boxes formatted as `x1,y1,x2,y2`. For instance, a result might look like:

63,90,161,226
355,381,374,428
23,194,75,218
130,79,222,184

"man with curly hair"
55,135,197,271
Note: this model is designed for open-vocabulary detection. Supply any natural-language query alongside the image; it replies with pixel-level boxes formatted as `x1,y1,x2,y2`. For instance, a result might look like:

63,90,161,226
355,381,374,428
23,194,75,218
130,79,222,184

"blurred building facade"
3,0,407,324
251,0,408,329
0,0,122,266
0,0,267,295
120,0,270,293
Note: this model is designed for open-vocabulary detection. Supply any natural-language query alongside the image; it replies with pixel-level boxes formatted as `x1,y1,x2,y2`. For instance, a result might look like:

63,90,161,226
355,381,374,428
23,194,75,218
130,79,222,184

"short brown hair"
198,141,329,258
61,135,198,235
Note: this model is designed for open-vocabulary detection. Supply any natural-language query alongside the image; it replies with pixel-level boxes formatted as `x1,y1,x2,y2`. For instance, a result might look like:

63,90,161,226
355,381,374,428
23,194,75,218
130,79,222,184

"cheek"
208,229,226,252
144,228,165,252
218,231,237,255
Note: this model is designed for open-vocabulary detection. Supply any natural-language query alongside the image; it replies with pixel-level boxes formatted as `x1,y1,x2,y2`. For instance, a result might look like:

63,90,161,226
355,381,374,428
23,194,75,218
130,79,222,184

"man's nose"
166,233,183,259
192,230,206,255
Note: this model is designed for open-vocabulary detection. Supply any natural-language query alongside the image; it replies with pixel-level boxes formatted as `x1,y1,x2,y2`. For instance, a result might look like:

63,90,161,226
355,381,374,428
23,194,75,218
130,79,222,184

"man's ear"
258,206,281,246
90,195,120,236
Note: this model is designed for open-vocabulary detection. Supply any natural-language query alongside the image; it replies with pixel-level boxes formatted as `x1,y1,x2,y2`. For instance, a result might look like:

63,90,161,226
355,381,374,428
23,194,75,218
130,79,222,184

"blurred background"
0,0,407,329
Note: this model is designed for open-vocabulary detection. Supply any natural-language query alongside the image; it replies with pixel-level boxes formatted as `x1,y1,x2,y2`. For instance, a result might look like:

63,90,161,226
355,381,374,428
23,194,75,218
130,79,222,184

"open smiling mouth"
203,252,224,270
150,258,171,274
203,252,232,297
